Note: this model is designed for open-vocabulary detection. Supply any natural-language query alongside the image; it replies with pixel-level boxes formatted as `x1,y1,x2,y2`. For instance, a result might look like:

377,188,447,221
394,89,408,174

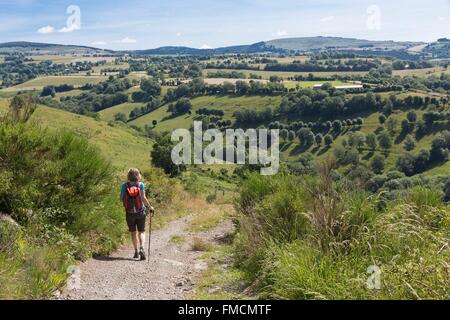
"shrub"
0,115,125,298
233,159,449,300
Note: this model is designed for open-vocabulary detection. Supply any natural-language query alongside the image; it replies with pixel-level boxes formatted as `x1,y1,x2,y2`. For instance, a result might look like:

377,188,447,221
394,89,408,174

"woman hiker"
121,168,154,260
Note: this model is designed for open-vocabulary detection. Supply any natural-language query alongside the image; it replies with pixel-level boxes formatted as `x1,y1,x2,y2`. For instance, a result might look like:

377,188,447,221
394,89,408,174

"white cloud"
120,37,137,44
200,44,212,49
92,41,107,46
176,32,182,37
438,16,446,21
37,25,55,34
272,30,288,37
59,25,80,33
320,16,335,22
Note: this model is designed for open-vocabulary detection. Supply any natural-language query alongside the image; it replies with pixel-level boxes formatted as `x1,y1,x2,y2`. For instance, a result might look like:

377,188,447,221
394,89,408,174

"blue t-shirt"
121,182,145,200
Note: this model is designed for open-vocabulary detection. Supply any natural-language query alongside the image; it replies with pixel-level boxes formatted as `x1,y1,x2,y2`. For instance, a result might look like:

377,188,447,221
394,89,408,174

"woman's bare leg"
138,232,146,249
130,232,138,250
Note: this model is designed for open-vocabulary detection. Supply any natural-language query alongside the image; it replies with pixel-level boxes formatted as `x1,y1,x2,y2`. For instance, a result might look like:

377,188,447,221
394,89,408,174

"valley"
0,35,449,300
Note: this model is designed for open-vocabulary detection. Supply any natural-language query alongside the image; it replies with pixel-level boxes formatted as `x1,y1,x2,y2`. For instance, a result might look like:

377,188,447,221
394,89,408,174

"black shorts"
126,211,147,232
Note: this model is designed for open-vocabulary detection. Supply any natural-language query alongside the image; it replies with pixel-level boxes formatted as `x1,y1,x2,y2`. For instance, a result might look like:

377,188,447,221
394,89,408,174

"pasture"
203,68,368,80
129,95,282,131
0,75,107,92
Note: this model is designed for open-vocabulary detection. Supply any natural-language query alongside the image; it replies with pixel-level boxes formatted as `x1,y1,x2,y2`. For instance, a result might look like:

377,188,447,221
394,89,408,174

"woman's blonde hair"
127,168,142,182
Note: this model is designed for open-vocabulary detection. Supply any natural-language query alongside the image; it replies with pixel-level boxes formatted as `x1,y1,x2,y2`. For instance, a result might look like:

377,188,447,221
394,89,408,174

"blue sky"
1,0,450,50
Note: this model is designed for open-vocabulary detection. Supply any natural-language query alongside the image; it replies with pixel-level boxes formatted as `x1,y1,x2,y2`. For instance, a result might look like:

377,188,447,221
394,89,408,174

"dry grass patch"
188,204,233,232
191,237,214,252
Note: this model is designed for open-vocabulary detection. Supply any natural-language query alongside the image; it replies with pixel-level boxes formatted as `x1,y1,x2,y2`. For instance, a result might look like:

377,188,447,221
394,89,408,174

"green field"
129,95,282,131
0,99,151,170
92,62,130,73
99,102,145,122
281,108,450,175
0,75,107,92
29,55,116,64
283,80,351,89
203,68,368,80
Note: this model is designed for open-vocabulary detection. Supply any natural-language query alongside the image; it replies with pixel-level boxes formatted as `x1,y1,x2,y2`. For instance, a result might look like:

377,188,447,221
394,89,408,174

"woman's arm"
142,193,152,209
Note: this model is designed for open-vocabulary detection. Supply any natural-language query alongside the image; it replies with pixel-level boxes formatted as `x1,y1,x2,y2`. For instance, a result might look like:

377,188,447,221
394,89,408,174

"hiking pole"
147,208,153,264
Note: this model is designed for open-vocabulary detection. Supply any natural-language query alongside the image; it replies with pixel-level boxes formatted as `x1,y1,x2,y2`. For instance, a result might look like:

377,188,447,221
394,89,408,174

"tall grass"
233,159,449,300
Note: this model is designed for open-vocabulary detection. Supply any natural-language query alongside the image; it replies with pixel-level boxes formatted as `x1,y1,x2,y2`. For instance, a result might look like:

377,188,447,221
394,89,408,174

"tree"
379,114,387,125
403,135,416,151
430,134,449,162
324,134,333,146
407,111,417,123
401,119,412,133
41,85,56,97
378,132,392,151
280,129,289,140
140,78,162,96
396,153,416,176
348,132,366,151
173,98,192,115
414,149,430,172
297,128,315,147
386,117,397,135
444,180,450,202
152,120,158,127
315,134,323,146
114,112,127,123
371,154,385,174
288,131,296,141
151,134,185,177
332,120,343,132
366,133,377,150
383,99,393,116
3,95,37,124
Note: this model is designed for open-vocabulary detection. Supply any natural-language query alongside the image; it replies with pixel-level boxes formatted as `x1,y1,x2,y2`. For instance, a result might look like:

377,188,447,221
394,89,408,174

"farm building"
313,84,364,90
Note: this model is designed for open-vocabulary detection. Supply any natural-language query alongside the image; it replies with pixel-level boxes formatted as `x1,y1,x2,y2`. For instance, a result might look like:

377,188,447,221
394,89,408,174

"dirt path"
59,216,232,300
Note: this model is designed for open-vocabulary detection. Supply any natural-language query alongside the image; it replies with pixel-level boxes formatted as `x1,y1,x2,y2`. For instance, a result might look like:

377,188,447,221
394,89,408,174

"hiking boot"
139,248,146,261
133,250,139,259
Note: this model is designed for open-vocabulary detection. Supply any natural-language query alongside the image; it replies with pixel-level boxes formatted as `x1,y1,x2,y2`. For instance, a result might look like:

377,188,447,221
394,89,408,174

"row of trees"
397,131,450,176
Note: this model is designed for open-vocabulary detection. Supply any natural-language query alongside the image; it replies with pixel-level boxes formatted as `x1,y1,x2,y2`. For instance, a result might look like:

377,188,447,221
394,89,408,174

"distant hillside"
0,41,112,55
129,42,278,55
422,38,450,59
128,37,425,56
265,36,423,52
0,37,432,57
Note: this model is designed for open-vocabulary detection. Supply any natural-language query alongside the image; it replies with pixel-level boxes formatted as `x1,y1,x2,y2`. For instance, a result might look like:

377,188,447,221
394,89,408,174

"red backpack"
123,182,144,213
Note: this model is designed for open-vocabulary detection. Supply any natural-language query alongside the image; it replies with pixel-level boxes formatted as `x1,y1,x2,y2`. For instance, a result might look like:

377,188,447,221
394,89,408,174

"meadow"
0,75,107,92
203,68,368,80
0,99,151,170
129,95,282,131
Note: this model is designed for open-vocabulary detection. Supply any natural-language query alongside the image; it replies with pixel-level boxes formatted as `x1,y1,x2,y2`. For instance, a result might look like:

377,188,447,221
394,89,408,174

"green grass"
204,68,368,80
1,75,107,92
129,95,282,131
284,80,350,89
280,107,450,175
0,99,151,170
99,102,145,122
91,62,130,73
53,89,84,99
169,235,186,244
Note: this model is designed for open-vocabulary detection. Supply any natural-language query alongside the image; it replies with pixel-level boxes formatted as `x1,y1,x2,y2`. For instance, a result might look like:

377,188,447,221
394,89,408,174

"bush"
233,160,449,300
0,119,125,298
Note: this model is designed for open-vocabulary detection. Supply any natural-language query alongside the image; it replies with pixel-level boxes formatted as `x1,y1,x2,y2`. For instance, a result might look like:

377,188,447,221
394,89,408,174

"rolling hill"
0,41,113,55
0,36,429,57
0,99,151,170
